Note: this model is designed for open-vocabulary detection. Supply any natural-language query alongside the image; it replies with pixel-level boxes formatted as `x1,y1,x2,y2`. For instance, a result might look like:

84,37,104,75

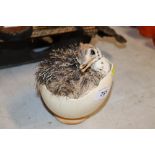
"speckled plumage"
36,44,104,99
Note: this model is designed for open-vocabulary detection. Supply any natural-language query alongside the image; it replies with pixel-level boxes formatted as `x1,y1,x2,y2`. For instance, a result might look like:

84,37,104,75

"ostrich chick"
36,43,111,99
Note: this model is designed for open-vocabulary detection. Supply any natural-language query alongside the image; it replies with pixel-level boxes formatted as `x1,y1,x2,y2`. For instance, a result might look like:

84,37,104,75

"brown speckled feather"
36,44,103,99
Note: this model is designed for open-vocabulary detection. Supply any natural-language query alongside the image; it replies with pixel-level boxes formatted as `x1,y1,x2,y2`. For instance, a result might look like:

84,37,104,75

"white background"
1,0,155,25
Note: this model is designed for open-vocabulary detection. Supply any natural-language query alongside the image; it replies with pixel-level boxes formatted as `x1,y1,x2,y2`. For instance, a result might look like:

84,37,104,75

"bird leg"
80,58,95,72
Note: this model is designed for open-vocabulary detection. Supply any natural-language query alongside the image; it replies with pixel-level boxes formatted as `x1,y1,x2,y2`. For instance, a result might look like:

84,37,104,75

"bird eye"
90,49,95,55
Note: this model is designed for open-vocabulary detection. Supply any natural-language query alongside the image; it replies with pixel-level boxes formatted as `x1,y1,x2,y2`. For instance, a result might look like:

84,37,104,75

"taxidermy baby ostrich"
36,43,110,99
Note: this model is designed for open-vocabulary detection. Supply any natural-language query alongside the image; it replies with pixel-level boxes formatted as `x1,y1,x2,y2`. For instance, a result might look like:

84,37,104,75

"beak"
80,57,95,72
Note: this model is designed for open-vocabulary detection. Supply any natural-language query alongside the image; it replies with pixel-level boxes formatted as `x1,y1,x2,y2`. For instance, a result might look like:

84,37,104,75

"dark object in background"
0,26,127,69
97,26,127,43
0,26,33,41
0,27,97,69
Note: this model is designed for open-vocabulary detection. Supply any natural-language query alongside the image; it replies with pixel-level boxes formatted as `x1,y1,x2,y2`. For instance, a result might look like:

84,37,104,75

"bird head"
78,43,102,72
